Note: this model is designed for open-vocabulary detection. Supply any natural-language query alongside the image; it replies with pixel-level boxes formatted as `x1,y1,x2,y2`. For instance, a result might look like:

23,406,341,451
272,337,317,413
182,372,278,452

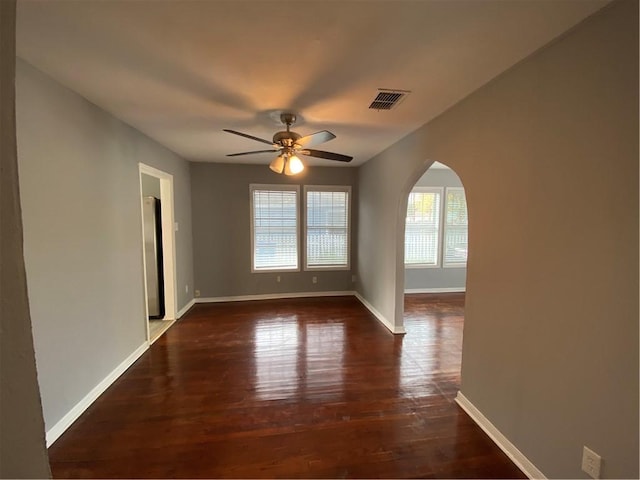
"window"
250,185,299,271
443,187,468,266
404,186,468,268
305,186,350,269
405,187,442,267
250,184,351,272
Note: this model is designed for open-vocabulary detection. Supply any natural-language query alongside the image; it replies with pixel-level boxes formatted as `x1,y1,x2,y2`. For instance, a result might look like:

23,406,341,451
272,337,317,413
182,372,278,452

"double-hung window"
304,186,350,270
404,187,443,267
404,186,468,268
250,184,299,272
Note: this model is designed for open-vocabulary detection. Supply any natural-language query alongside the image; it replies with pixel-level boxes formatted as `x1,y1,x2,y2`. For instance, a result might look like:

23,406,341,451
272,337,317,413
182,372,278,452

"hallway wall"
15,59,194,439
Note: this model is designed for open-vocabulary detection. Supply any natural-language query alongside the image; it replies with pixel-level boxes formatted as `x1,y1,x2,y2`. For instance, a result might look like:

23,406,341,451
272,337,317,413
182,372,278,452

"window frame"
249,183,301,273
404,186,444,269
442,186,468,268
303,185,352,271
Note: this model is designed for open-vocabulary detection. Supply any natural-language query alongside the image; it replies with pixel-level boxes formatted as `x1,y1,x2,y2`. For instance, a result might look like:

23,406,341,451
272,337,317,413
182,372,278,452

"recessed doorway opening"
138,163,177,344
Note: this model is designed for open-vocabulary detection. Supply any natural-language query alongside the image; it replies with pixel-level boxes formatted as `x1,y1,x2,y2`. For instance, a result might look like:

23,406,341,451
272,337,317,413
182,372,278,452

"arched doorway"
397,160,469,399
403,161,467,296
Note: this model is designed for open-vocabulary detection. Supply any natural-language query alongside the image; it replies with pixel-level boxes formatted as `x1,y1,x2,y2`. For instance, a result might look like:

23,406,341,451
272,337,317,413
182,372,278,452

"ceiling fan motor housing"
273,130,301,147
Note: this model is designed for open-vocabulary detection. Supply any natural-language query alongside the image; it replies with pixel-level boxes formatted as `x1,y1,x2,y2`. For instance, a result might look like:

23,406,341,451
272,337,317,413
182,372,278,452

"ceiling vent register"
368,89,411,110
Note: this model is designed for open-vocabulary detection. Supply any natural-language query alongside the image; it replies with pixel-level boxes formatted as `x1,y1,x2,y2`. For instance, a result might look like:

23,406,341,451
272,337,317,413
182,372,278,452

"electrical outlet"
582,446,602,479
185,285,189,293
312,276,317,284
194,289,200,298
351,274,356,283
277,275,281,283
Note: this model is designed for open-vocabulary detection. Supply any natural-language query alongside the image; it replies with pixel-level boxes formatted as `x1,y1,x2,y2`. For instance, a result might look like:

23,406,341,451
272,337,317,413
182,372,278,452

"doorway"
400,159,468,397
139,163,177,343
403,161,467,297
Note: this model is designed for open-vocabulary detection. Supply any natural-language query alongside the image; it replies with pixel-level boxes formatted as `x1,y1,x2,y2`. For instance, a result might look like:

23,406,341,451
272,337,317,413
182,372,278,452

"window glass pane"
252,188,298,270
444,188,468,266
306,189,349,268
405,190,441,265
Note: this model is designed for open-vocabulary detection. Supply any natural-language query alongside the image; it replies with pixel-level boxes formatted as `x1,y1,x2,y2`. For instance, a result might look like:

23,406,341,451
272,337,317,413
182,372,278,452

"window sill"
304,265,351,272
252,267,301,273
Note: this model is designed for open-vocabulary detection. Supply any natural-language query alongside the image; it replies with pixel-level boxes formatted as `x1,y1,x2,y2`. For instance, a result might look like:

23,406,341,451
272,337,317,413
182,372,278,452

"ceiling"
16,0,609,168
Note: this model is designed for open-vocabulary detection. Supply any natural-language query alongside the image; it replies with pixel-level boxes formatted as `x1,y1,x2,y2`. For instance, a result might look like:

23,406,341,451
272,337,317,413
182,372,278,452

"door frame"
138,163,177,342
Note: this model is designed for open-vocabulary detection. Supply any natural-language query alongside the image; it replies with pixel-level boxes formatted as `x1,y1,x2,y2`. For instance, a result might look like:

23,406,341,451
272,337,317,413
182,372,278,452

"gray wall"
0,1,50,476
15,59,194,435
357,1,638,478
141,173,161,198
191,162,357,298
405,168,466,291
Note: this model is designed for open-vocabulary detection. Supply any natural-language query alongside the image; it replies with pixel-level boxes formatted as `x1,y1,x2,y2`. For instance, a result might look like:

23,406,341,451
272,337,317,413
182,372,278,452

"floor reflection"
254,315,345,401
254,315,299,400
304,323,344,400
251,296,464,403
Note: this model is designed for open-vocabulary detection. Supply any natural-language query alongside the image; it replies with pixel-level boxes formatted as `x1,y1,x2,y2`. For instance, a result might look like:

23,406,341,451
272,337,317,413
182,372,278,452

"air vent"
368,89,411,110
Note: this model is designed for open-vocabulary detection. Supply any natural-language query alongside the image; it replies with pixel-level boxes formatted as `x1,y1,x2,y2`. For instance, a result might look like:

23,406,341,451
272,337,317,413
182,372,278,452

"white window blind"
405,188,442,266
444,187,468,266
251,185,299,271
305,187,350,269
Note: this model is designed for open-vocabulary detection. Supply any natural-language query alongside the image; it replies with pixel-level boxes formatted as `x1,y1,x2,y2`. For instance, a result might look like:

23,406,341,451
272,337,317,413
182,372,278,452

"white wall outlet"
277,275,281,283
312,276,317,284
582,446,602,479
174,222,179,232
194,289,200,298
351,274,356,283
185,285,189,293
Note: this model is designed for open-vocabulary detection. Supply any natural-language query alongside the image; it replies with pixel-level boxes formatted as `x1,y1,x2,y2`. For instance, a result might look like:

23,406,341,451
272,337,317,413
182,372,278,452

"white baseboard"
354,293,406,335
455,392,546,479
46,342,148,447
194,291,355,304
404,287,466,294
177,298,196,319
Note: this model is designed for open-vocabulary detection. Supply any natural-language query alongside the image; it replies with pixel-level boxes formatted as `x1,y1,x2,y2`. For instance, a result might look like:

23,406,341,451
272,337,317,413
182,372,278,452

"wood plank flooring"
48,294,525,479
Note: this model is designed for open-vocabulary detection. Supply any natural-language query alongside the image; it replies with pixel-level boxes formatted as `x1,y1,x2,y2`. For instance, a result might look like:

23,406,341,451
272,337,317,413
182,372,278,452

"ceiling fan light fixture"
224,113,352,172
284,154,304,176
269,154,286,174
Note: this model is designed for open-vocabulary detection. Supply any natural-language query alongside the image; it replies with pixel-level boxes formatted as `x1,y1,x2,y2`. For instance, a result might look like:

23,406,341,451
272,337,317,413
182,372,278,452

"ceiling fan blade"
303,149,353,163
226,149,277,157
296,130,336,148
223,129,274,146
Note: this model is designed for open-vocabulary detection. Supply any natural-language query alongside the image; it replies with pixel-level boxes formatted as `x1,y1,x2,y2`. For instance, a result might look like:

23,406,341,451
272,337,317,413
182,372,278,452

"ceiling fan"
224,113,353,175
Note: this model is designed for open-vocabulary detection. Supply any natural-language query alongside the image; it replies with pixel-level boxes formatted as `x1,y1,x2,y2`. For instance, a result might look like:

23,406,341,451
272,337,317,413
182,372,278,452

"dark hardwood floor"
48,294,525,479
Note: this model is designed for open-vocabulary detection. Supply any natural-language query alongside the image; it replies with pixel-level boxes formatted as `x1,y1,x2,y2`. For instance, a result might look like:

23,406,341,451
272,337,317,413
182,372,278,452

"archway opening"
399,160,468,400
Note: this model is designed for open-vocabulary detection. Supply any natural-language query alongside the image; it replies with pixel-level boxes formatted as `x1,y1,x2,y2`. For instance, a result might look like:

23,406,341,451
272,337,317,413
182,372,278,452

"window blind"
443,188,468,266
252,187,298,270
405,189,441,266
306,189,349,268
